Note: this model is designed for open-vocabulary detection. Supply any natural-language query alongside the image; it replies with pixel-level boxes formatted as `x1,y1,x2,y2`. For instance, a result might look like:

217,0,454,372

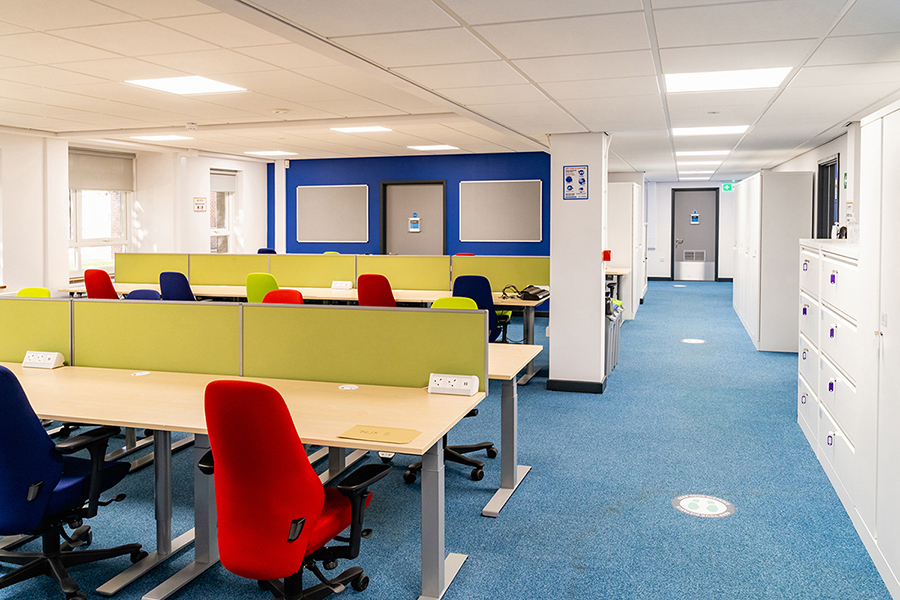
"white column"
548,133,610,393
275,159,287,253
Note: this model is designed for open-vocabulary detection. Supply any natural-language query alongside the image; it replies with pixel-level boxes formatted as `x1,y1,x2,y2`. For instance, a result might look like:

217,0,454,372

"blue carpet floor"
2,281,890,599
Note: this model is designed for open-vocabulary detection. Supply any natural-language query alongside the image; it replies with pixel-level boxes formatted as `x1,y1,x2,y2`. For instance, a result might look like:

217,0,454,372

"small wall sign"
563,165,588,200
193,196,207,212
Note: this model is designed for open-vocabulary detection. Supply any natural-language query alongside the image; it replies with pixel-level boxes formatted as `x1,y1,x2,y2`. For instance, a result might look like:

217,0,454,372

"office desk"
493,293,546,384
605,268,631,301
485,343,542,517
4,363,484,600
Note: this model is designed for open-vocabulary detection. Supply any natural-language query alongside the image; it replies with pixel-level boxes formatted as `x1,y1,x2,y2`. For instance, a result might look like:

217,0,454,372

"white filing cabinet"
607,182,644,320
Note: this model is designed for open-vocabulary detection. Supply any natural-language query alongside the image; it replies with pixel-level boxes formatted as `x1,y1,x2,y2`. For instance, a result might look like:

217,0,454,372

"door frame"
380,180,447,255
815,154,840,239
670,187,720,281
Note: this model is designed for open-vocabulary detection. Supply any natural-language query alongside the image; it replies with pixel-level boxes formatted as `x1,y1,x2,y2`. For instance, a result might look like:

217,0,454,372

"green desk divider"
115,253,189,284
270,254,356,288
73,301,240,375
243,305,487,391
452,255,550,291
189,254,270,286
0,299,70,363
356,256,451,291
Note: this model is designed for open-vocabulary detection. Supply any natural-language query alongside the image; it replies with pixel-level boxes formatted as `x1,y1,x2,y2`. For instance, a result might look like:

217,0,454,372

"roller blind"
210,170,237,193
68,149,134,191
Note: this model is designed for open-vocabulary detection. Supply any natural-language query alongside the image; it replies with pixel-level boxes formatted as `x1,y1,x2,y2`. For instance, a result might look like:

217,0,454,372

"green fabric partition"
270,254,356,288
188,254,270,285
115,253,189,284
356,256,451,291
73,301,240,375
242,305,487,391
451,256,550,291
0,299,70,363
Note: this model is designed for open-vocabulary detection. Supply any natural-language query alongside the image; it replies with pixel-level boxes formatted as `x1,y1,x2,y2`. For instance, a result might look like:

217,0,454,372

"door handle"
675,239,684,245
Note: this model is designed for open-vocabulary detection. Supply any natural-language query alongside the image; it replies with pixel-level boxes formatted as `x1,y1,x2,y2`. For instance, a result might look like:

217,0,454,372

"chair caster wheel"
486,446,498,459
323,560,338,570
403,470,417,484
66,593,87,600
471,468,484,481
378,451,394,463
257,580,269,590
352,574,369,592
130,550,149,564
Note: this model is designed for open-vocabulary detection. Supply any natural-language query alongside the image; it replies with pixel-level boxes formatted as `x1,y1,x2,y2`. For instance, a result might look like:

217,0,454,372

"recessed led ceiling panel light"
330,126,392,133
680,177,710,181
130,135,193,141
665,67,791,93
678,161,722,166
678,170,715,174
676,150,730,156
672,126,748,137
245,151,297,156
126,76,246,95
408,145,458,151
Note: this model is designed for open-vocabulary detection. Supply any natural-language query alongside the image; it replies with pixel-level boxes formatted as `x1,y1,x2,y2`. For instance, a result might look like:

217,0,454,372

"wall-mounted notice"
193,196,207,212
563,165,588,200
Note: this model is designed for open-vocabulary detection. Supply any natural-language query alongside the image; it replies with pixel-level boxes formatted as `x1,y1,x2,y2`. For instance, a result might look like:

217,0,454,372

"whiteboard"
296,185,368,243
459,180,542,242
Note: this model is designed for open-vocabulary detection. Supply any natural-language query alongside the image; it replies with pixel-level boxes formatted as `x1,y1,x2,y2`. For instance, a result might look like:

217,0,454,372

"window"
816,156,839,239
210,170,236,253
68,190,129,275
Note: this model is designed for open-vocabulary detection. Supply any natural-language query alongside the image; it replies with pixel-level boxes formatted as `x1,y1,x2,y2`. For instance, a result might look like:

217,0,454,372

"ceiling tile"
291,65,439,112
0,65,108,86
667,101,768,128
810,33,900,66
0,20,31,35
767,81,900,121
0,32,118,64
393,61,527,89
666,88,777,108
659,39,814,73
467,100,585,135
474,12,650,59
224,70,367,103
334,27,498,68
194,92,336,120
441,0,642,25
0,55,31,69
92,0,219,19
791,62,900,87
542,76,659,100
142,49,279,76
247,0,458,37
299,97,405,118
561,95,667,130
831,0,900,36
235,44,342,69
514,50,656,83
56,57,184,80
53,21,218,56
158,13,290,48
0,0,136,31
653,0,846,48
435,84,547,105
651,0,770,8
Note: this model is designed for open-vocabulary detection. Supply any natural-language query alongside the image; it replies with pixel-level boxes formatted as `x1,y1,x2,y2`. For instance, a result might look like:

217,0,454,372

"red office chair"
201,381,389,600
84,269,118,300
263,289,304,304
357,274,396,307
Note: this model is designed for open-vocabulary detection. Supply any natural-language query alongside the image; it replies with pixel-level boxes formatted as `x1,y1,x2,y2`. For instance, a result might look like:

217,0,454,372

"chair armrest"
335,463,390,498
198,450,214,475
54,426,121,455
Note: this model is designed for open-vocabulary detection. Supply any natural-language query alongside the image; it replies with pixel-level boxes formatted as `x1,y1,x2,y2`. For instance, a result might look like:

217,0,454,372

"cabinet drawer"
800,250,819,298
820,255,858,319
798,374,817,428
799,292,818,344
819,356,860,445
819,304,860,384
818,406,856,499
799,334,818,387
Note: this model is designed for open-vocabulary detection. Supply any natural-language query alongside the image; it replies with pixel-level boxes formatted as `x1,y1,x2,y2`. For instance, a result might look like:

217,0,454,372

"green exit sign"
722,183,733,192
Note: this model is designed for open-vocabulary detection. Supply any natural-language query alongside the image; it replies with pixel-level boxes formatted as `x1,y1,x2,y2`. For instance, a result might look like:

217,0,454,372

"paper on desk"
338,425,421,444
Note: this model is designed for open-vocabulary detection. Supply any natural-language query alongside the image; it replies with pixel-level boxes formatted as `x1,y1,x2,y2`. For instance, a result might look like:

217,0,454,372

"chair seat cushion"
306,488,372,555
44,456,130,519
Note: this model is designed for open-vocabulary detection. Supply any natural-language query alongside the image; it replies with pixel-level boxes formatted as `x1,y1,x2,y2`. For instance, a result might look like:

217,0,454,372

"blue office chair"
258,248,276,254
453,275,510,343
0,366,145,600
125,289,161,300
159,271,195,301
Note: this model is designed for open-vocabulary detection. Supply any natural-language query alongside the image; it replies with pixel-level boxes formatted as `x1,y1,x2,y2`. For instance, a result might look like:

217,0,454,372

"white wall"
646,182,734,279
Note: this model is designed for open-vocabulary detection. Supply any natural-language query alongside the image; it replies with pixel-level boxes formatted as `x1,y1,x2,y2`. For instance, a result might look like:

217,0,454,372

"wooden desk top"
3,363,483,455
488,344,542,380
606,268,631,276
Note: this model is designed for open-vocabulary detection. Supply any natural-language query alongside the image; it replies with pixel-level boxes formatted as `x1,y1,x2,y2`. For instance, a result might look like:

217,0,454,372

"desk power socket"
23,351,65,369
428,373,478,396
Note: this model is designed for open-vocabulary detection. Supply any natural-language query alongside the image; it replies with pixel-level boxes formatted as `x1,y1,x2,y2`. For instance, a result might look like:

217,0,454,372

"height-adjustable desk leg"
517,306,540,385
483,378,530,517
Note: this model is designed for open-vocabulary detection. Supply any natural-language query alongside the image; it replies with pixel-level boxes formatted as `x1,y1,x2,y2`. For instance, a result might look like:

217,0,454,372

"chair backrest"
263,289,304,304
205,380,325,581
0,366,63,535
159,271,195,301
126,289,161,301
257,248,276,254
357,273,396,307
431,296,478,310
246,273,279,304
453,275,500,341
16,287,51,298
84,269,118,300
454,253,475,256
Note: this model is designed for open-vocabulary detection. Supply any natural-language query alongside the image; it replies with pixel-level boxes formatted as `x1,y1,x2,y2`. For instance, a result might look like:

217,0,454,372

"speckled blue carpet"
2,281,890,599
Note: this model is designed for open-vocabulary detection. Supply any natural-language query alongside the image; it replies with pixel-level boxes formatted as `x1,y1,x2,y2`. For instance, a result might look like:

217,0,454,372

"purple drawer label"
829,381,834,392
831,273,836,284
801,394,807,404
803,262,808,272
830,327,835,338
827,434,834,446
802,350,807,360
803,306,807,316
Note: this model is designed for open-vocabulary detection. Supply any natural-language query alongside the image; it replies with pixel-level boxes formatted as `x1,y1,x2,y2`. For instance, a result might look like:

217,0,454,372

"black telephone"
519,285,549,301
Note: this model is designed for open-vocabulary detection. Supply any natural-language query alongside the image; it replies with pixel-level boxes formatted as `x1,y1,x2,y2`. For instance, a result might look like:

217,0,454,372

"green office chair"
403,295,497,484
16,287,51,298
246,273,279,304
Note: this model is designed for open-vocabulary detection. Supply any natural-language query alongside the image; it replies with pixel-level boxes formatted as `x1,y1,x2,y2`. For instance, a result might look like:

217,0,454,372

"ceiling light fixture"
676,150,730,156
330,126,392,133
678,161,722,166
665,67,792,93
673,125,748,137
678,170,715,175
245,151,297,156
126,76,246,95
130,135,193,141
408,145,458,151
680,177,711,181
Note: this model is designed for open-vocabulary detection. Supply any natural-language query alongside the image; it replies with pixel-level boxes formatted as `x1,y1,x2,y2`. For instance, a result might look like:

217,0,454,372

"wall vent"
683,250,706,262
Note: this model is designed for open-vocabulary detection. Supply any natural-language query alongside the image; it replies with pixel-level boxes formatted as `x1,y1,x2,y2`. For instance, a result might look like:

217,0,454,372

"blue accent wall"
266,162,275,250
279,152,550,255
